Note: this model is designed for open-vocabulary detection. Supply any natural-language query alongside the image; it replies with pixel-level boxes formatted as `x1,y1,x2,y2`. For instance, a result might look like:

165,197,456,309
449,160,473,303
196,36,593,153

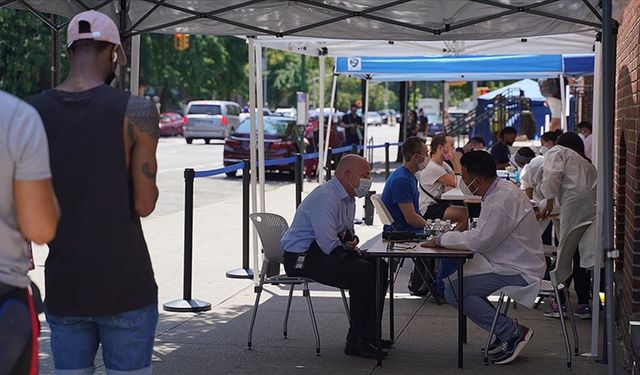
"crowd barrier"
163,141,402,313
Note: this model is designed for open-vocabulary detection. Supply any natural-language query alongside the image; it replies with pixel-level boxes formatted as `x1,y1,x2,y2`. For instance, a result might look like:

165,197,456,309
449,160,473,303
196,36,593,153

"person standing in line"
576,121,593,160
28,10,160,374
490,127,517,169
0,90,59,375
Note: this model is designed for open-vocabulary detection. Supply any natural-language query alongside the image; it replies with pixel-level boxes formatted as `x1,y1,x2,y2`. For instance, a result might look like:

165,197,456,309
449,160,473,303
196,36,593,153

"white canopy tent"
2,1,619,371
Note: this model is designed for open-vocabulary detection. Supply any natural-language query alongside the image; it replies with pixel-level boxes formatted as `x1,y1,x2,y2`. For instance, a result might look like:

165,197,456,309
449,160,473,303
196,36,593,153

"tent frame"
1,1,618,373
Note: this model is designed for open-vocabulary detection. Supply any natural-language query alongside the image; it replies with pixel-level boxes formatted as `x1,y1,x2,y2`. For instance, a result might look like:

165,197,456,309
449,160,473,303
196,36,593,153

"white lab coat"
440,179,546,307
520,156,545,203
541,145,597,269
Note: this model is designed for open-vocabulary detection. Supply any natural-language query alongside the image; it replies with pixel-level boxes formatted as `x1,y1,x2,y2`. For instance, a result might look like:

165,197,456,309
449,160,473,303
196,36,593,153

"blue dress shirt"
281,178,355,255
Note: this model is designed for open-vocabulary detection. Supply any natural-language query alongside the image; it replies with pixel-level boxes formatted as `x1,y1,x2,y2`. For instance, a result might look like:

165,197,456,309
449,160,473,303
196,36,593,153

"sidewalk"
31,162,623,373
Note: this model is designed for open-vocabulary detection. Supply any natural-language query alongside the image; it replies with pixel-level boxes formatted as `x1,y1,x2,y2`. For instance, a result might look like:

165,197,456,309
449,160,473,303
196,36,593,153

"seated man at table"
491,127,517,169
281,154,390,360
380,136,431,295
423,151,545,365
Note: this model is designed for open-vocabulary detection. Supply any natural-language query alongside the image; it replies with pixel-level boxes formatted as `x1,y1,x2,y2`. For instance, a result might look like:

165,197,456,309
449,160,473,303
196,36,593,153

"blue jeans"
435,258,457,296
46,304,158,375
445,273,527,341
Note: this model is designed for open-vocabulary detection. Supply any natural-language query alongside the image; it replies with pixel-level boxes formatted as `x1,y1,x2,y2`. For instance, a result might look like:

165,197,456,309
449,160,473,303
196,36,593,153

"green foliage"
0,8,67,98
141,34,247,111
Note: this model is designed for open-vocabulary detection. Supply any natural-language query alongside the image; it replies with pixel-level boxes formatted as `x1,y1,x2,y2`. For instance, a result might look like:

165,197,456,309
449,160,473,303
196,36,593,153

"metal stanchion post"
325,148,333,182
295,153,303,208
227,161,254,279
384,142,390,180
164,168,211,312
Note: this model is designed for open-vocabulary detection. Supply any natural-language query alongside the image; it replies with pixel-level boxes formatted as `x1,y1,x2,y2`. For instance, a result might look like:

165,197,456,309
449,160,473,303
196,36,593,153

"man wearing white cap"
27,10,159,374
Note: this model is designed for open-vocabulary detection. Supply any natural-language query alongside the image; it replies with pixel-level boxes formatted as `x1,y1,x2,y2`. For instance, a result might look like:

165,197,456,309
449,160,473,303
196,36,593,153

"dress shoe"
345,339,388,359
366,338,394,350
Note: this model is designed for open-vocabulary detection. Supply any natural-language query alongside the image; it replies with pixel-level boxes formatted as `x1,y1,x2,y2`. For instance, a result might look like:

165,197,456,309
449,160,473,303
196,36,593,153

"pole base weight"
163,299,211,313
226,268,254,279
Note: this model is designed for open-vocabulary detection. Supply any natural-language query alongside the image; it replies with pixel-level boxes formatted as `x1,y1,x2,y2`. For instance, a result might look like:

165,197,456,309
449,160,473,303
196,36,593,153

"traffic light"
174,33,190,51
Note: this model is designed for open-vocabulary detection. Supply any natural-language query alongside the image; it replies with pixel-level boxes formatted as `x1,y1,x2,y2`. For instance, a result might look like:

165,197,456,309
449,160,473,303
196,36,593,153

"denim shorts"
46,304,158,375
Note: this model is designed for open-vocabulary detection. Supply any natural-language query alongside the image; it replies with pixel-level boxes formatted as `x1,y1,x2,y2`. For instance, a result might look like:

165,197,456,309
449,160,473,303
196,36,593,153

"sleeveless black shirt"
28,85,157,316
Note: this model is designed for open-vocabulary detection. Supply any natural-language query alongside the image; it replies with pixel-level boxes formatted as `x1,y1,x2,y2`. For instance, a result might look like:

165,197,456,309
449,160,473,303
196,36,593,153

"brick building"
615,0,640,369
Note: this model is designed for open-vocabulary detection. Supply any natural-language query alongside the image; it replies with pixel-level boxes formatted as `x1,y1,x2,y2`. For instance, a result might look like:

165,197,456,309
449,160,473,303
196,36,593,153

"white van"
183,100,242,144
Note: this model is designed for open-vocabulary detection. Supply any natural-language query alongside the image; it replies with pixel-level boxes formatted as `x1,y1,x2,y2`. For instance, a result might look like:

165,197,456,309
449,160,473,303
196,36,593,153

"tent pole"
318,55,326,183
129,35,140,96
559,73,567,131
602,0,617,372
256,43,266,213
363,79,370,155
324,72,338,173
587,39,603,358
247,37,259,284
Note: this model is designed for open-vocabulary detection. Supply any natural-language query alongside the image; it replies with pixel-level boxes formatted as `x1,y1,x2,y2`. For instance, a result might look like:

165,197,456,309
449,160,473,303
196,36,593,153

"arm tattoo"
126,96,160,140
142,162,156,180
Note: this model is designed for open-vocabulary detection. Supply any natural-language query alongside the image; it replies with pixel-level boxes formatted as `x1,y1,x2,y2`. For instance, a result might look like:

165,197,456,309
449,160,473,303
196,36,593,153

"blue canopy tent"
335,54,594,144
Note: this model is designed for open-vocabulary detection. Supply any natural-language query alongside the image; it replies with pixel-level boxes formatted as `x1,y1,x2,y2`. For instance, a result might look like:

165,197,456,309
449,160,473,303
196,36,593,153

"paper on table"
441,188,482,201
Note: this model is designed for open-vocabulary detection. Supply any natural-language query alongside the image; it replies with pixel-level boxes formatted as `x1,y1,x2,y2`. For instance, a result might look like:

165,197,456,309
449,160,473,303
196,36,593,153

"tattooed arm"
125,96,160,217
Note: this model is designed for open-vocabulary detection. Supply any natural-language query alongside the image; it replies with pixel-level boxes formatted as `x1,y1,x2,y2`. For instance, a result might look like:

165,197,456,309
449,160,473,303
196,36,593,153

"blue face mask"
350,170,372,198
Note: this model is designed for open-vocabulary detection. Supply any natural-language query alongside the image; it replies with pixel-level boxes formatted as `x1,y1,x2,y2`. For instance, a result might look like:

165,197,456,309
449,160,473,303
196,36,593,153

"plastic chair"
247,212,350,355
482,221,592,368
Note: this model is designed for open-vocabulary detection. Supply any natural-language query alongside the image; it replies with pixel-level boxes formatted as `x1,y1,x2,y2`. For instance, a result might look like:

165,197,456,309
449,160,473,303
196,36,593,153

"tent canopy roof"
6,0,604,42
333,54,593,82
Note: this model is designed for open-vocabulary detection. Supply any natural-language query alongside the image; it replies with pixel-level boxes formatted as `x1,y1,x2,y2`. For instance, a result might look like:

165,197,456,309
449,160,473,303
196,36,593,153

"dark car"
159,112,184,136
223,116,305,177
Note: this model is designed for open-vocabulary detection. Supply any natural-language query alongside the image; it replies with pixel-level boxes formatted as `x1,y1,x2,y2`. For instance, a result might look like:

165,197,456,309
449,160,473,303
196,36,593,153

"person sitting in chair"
281,154,390,360
422,151,545,365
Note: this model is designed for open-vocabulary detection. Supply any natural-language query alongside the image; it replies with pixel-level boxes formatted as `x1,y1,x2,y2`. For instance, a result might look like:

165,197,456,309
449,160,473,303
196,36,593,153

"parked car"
159,112,184,136
223,116,305,177
365,111,383,126
274,107,297,118
183,100,242,144
239,108,273,123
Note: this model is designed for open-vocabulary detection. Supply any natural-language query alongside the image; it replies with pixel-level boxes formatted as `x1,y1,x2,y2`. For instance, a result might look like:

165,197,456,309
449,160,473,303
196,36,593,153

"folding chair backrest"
550,221,592,285
371,194,394,227
250,213,289,264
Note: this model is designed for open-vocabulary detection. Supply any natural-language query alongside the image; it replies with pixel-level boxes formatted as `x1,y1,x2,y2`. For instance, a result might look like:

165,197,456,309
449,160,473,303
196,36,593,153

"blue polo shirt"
381,165,422,232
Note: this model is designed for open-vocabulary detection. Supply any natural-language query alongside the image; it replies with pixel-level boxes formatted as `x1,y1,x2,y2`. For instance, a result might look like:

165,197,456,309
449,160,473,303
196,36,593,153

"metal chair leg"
283,284,295,338
483,292,505,365
340,289,350,323
502,297,512,315
554,286,572,368
304,281,321,355
247,282,264,350
563,288,580,356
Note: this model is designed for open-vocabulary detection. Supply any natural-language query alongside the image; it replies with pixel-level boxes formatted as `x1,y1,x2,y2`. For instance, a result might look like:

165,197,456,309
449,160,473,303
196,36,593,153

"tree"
0,8,68,98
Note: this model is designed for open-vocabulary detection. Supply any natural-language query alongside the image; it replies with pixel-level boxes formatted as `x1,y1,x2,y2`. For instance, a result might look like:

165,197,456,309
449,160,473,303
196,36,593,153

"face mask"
459,177,478,196
578,133,586,141
350,171,372,198
540,145,549,155
416,154,429,171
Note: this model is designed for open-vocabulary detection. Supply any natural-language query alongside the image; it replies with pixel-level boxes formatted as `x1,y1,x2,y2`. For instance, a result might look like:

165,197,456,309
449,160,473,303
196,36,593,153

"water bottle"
433,219,442,234
445,219,452,231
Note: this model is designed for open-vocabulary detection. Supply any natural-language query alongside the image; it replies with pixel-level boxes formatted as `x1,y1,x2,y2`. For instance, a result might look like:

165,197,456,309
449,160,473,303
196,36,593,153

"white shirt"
520,156,545,203
440,179,545,306
541,145,597,268
583,134,593,160
418,160,452,214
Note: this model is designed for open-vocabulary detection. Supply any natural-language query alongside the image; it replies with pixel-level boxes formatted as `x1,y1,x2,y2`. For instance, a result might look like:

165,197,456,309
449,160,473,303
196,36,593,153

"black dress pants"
283,241,388,342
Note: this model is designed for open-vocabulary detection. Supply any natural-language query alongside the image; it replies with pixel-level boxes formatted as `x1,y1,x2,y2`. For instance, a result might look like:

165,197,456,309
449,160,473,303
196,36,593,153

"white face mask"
349,170,372,198
417,154,429,171
540,145,549,155
459,177,478,196
578,133,586,141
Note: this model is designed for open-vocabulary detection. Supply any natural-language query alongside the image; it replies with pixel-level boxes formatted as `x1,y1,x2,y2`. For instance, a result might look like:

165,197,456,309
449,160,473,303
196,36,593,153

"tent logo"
348,57,361,71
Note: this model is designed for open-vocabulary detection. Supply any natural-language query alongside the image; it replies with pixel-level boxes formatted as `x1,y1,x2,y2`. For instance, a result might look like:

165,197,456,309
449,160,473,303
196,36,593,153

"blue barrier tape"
264,156,297,167
191,141,405,178
332,145,354,154
302,152,320,160
194,162,245,178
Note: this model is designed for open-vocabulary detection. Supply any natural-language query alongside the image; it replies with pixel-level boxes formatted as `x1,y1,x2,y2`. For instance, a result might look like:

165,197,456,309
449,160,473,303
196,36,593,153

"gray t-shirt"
0,90,51,288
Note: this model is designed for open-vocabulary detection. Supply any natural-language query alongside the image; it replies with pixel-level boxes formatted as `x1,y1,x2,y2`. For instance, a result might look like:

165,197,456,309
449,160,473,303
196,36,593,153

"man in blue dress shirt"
281,154,389,360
